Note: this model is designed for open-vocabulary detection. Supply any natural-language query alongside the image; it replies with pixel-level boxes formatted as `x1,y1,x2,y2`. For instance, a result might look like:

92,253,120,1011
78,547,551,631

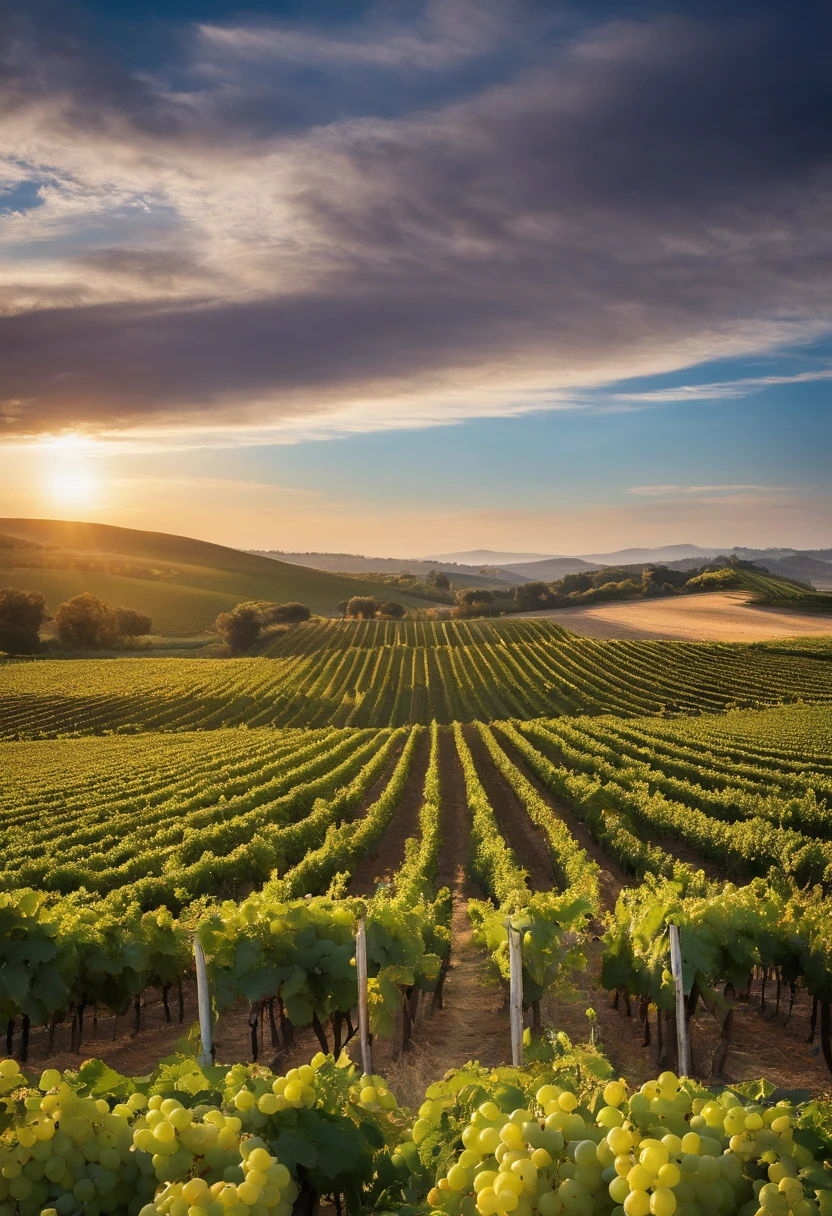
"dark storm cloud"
1,2,831,438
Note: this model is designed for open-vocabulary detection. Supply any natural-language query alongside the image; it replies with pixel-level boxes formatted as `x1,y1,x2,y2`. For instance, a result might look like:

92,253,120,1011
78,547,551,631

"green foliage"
114,607,153,637
683,567,740,593
346,596,381,619
379,600,406,618
335,570,453,604
216,600,311,653
0,588,45,655
216,602,267,653
54,592,121,648
52,593,153,649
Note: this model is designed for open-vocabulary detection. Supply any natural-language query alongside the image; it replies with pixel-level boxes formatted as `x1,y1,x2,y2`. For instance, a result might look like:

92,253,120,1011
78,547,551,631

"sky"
0,0,830,557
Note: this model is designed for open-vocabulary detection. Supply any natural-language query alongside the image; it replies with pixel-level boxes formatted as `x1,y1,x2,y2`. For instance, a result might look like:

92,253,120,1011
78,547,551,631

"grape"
623,1190,650,1216
649,1186,676,1216
604,1083,627,1108
448,1165,469,1191
656,1164,680,1188
412,1118,432,1144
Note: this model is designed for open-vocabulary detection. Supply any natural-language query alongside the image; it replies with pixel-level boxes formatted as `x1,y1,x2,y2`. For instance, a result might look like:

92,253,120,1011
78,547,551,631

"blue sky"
0,0,829,553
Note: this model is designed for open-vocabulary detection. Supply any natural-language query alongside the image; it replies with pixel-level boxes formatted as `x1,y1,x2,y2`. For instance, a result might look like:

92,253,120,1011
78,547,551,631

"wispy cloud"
197,0,512,73
626,484,786,497
613,368,832,404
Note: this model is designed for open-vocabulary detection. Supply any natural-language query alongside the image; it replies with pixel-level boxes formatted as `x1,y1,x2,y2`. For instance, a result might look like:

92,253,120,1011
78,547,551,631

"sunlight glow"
45,465,99,506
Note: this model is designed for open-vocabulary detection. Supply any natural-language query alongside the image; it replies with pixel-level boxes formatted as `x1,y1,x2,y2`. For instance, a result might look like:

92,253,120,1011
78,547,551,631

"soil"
492,729,625,911
544,951,832,1095
395,728,509,1084
516,592,832,642
463,725,554,892
347,729,431,896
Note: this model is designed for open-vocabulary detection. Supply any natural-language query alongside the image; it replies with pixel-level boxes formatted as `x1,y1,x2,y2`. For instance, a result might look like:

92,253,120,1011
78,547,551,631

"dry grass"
517,592,832,642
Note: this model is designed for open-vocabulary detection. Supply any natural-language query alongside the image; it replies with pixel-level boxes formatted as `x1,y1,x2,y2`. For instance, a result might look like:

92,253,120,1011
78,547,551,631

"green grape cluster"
220,1061,321,1130
131,1093,251,1188
348,1074,399,1114
0,1058,302,1216
0,1062,153,1216
424,1071,832,1216
138,1142,294,1216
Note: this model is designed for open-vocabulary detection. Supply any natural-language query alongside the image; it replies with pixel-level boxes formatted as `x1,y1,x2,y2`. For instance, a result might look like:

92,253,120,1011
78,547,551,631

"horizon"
1,515,823,566
1,0,830,551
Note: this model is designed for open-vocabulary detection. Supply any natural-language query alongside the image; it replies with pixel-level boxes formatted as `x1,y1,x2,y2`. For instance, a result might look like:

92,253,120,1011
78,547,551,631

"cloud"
0,2,831,441
613,368,832,403
626,484,785,497
197,0,513,74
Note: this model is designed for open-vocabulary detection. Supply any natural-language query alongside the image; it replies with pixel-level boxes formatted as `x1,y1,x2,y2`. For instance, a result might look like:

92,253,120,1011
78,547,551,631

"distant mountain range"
259,543,832,591
428,543,729,566
250,551,520,587
424,549,560,565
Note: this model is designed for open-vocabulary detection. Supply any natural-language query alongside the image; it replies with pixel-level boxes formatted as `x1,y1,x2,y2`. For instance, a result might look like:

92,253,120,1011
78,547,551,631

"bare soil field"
517,591,832,641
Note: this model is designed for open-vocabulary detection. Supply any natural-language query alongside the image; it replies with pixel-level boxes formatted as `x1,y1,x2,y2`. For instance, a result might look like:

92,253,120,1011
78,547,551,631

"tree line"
215,596,408,653
0,589,153,656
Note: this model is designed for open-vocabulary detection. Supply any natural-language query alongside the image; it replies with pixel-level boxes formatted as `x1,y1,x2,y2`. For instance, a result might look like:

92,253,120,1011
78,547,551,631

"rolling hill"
251,550,520,587
0,519,440,635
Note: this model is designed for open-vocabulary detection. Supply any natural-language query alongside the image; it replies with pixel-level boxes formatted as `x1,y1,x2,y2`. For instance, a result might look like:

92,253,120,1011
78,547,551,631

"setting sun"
45,464,99,506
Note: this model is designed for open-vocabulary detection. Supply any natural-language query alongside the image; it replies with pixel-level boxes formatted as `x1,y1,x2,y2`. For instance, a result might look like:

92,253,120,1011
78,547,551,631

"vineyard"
1,617,832,1214
3,619,832,738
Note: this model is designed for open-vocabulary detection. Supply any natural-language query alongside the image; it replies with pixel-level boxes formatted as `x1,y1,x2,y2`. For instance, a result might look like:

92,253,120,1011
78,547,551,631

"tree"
336,601,349,618
346,596,380,619
54,593,119,649
265,602,311,624
428,570,451,591
114,608,153,637
456,587,494,608
559,572,593,594
454,587,496,617
380,601,405,618
0,588,46,655
513,581,553,612
215,603,264,654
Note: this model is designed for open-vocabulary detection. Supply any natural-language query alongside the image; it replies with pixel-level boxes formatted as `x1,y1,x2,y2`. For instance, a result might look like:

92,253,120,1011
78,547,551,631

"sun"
47,467,98,505
36,433,103,507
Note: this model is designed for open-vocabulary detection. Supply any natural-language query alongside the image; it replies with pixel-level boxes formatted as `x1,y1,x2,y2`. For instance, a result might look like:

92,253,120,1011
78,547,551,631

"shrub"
380,601,406,618
266,602,311,624
114,607,153,637
683,568,739,593
54,593,120,649
216,603,264,653
513,581,554,612
0,588,46,654
346,596,380,619
216,600,311,653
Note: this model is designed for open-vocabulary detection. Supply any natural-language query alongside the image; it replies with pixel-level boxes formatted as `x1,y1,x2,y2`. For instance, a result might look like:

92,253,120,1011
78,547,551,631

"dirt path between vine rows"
383,728,509,1099
347,728,431,897
489,726,626,910
463,724,555,892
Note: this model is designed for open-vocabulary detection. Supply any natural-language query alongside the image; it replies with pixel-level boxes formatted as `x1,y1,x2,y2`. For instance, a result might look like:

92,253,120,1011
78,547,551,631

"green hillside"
736,565,832,609
0,518,439,635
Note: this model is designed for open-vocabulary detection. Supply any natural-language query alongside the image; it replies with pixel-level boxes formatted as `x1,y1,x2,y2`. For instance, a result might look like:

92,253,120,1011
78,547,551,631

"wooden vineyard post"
355,917,372,1076
193,938,214,1068
508,918,523,1067
669,922,691,1077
